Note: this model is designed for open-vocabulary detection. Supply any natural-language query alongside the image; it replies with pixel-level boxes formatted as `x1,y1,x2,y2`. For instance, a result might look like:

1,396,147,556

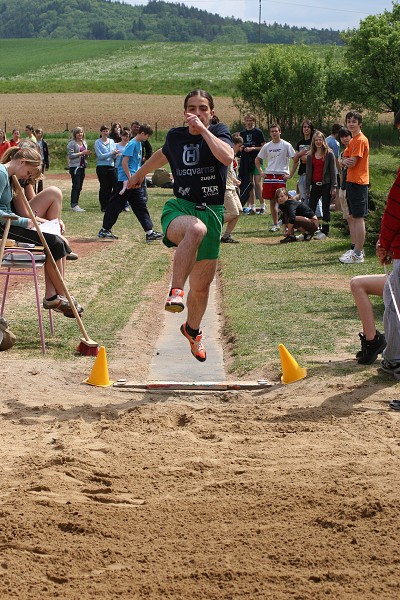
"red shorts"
262,174,286,200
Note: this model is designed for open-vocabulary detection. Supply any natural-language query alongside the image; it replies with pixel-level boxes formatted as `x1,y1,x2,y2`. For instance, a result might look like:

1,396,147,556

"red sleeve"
378,168,400,250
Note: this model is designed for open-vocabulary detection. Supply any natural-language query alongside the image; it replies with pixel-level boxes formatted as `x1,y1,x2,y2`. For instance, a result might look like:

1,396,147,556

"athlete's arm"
186,113,233,166
127,148,167,188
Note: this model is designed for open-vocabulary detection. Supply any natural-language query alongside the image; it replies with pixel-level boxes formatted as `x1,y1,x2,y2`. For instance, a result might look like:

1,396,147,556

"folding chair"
0,216,54,354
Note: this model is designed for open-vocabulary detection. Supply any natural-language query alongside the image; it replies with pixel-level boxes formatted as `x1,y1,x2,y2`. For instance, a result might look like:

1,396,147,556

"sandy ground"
0,93,240,132
1,177,400,598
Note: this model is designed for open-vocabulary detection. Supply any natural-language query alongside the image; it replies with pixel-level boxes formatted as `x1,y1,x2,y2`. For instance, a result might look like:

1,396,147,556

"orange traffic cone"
83,345,113,387
278,343,307,384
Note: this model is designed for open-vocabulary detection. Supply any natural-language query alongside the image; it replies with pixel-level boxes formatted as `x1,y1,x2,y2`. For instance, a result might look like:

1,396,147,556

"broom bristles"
76,338,99,356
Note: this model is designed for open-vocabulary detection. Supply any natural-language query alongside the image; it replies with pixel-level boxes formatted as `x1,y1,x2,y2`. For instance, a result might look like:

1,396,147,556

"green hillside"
0,0,343,44
0,40,342,96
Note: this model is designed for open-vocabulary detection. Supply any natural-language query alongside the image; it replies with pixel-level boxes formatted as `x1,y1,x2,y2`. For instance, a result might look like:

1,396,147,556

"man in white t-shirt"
255,124,295,231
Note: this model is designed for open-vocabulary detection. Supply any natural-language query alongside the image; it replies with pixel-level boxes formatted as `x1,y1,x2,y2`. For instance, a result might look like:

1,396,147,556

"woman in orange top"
0,130,11,159
9,128,21,148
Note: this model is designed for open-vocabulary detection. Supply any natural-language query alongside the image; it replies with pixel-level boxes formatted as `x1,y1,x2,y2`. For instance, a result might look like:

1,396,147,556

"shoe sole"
165,302,184,313
180,324,206,362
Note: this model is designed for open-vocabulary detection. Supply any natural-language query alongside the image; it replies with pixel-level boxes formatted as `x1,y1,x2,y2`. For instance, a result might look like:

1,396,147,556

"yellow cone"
83,345,113,387
278,343,307,384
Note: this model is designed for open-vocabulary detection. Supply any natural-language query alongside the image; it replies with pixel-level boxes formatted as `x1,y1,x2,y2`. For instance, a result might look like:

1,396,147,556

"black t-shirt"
279,199,315,224
162,123,232,206
239,127,265,162
296,137,312,176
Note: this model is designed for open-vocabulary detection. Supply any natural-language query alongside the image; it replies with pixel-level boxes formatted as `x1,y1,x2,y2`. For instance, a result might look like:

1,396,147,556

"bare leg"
187,259,217,330
254,174,263,207
44,257,66,298
350,274,385,340
269,199,278,226
352,217,366,254
29,187,63,220
248,182,256,209
166,215,207,290
224,215,240,235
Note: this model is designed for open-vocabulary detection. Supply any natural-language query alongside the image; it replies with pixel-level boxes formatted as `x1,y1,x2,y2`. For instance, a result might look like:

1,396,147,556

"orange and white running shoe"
165,288,185,313
180,322,206,362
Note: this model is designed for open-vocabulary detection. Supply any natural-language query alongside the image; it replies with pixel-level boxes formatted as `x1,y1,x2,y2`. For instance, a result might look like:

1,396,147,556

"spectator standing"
339,111,369,264
115,129,131,212
98,124,162,243
0,129,10,159
288,119,315,203
221,133,243,244
239,113,265,213
255,124,295,231
326,123,342,174
24,125,36,143
67,127,91,212
9,128,21,148
94,125,119,212
337,127,353,248
110,122,122,143
305,131,337,239
34,128,49,193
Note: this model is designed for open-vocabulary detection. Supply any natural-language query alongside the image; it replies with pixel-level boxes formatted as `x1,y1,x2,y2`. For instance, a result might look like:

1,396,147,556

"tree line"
235,3,400,127
0,0,342,43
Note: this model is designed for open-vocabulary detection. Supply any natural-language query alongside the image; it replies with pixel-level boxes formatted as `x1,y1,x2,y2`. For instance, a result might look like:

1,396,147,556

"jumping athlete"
128,89,234,362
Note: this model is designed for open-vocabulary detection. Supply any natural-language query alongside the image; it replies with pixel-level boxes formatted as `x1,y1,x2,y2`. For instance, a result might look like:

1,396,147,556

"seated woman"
0,146,83,318
21,174,78,261
275,187,319,243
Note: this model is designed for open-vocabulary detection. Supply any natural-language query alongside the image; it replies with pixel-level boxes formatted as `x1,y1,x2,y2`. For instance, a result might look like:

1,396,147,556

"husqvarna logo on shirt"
183,144,200,166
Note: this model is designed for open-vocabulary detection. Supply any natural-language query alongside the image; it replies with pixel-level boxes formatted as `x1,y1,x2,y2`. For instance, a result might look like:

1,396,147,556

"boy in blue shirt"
98,124,162,242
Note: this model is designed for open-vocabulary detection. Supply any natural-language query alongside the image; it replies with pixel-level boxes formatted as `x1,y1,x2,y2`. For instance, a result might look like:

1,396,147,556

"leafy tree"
234,46,344,130
342,3,400,114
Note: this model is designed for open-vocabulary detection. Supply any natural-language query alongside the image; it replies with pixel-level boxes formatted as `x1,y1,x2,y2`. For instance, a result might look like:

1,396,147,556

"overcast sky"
123,0,394,30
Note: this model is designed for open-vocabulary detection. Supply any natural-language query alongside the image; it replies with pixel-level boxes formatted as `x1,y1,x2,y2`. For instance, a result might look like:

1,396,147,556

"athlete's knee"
188,220,207,242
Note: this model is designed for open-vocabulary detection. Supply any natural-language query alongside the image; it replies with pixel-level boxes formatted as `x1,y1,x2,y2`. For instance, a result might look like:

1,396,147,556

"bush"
333,188,387,247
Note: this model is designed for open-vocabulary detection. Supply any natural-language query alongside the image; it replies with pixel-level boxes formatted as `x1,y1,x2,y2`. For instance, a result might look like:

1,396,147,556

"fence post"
155,121,158,141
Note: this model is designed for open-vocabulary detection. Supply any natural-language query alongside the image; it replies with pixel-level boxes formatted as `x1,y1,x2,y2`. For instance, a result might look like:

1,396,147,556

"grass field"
7,140,398,370
0,39,342,95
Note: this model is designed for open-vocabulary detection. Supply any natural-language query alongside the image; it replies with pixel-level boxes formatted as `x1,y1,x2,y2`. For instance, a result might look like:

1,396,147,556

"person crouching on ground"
275,187,319,244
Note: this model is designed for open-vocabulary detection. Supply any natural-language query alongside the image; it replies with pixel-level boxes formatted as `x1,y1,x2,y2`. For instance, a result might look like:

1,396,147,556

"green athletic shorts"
161,197,224,261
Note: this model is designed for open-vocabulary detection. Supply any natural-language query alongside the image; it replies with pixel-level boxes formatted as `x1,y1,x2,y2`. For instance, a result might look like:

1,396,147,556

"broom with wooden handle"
12,175,99,356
